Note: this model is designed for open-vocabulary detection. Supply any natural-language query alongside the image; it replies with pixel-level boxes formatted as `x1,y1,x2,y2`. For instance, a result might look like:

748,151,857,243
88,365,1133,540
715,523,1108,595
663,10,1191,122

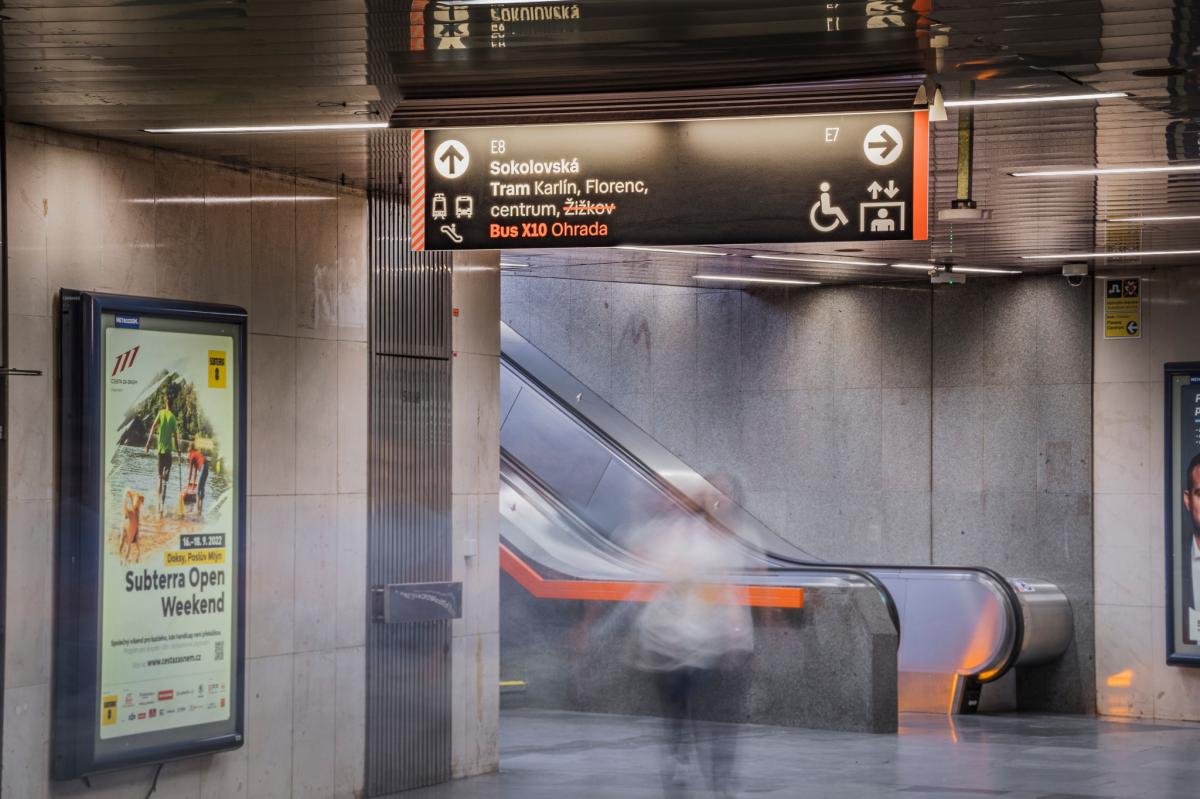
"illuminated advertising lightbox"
1166,363,1200,666
55,291,247,778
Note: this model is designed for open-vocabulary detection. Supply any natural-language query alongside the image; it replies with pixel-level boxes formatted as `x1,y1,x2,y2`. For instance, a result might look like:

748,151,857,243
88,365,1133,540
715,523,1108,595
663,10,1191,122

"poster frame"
1164,361,1200,667
54,290,248,779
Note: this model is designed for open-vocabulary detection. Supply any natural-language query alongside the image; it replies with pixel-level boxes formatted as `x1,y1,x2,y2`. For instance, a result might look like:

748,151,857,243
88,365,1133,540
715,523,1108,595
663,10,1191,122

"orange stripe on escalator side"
500,544,803,609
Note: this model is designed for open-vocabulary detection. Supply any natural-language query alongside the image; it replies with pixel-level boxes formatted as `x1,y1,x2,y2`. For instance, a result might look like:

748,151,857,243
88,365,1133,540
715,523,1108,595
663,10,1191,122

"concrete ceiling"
2,1,1198,285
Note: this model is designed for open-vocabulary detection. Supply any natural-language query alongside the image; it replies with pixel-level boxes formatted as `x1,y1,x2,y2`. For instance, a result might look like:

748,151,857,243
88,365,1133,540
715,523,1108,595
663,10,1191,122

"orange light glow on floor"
1106,669,1135,688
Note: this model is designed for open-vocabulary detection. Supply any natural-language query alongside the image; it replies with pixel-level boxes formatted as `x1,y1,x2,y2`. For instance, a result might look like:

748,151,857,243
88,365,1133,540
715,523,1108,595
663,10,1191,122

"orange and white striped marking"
410,129,426,251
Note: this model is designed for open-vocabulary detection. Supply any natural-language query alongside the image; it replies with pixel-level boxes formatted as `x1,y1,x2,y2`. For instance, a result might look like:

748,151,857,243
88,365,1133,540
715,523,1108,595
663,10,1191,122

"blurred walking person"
634,493,755,798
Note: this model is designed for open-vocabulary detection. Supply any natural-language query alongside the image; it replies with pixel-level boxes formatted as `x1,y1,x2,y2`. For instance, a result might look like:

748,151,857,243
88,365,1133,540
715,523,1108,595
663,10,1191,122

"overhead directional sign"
410,111,929,251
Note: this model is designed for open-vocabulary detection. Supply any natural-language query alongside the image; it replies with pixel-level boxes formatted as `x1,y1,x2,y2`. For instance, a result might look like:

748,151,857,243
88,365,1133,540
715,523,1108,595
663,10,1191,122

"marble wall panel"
98,139,157,299
205,162,253,312
3,124,371,798
154,151,209,300
250,334,298,496
7,128,49,317
336,191,369,343
247,654,295,799
294,179,339,340
295,337,339,495
249,171,296,337
291,650,337,799
293,495,338,653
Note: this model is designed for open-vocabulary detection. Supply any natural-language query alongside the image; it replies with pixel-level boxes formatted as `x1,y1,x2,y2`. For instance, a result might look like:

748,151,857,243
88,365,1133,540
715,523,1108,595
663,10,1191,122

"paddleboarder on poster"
143,394,180,517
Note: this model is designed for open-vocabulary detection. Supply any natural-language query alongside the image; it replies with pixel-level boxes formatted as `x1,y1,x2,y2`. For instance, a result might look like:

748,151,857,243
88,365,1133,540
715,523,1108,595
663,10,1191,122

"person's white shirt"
634,513,754,671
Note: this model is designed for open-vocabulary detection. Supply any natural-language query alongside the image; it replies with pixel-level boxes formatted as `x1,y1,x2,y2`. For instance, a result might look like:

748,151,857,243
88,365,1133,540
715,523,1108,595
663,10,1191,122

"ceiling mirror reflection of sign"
411,111,929,251
866,0,905,28
1104,277,1142,339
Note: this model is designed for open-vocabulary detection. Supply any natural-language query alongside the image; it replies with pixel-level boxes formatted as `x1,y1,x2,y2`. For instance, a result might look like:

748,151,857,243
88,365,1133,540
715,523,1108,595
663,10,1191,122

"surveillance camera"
1063,261,1088,287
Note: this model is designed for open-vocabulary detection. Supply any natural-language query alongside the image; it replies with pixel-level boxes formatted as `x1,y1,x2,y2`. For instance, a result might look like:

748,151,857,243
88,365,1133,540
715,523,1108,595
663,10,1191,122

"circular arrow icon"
863,124,903,166
434,139,470,179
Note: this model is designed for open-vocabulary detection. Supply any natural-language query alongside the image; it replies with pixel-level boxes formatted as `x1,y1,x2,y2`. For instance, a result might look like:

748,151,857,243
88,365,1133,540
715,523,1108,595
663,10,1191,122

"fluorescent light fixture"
1011,164,1200,177
750,254,887,268
890,263,935,271
499,261,527,269
143,122,387,134
616,246,727,257
950,266,1022,275
1022,249,1200,260
1106,214,1200,223
945,91,1126,108
694,275,820,286
128,196,336,205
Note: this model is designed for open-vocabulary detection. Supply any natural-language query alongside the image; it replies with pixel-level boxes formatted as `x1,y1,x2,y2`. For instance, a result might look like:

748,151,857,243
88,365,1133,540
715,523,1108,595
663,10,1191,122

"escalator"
499,322,1073,715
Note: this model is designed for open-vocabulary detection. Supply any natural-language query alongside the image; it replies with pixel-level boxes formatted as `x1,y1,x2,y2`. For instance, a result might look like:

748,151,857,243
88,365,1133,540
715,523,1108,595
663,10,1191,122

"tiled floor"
400,708,1200,798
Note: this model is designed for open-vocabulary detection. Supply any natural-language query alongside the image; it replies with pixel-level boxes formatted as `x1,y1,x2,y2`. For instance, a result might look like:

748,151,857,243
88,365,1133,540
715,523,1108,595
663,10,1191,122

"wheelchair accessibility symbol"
810,182,849,233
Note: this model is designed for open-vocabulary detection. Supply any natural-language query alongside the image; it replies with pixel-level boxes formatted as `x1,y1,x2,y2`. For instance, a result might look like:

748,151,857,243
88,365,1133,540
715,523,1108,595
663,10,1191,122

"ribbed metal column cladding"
366,128,454,795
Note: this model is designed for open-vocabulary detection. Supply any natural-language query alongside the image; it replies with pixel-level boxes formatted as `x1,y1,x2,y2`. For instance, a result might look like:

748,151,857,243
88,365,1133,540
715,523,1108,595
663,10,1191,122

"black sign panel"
411,111,928,251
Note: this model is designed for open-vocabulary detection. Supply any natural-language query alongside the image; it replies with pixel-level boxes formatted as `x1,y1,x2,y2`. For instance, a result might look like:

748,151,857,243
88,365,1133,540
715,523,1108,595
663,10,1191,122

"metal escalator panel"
875,570,1013,677
501,361,683,544
501,372,613,509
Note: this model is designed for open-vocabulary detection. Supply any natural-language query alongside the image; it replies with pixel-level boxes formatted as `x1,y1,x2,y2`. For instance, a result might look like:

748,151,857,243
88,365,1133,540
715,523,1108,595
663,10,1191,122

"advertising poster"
1167,364,1200,665
56,293,246,779
99,321,237,736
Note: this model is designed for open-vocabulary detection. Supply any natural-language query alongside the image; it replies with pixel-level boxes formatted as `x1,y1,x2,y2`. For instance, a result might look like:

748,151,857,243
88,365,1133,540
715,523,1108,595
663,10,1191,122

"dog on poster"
121,489,145,564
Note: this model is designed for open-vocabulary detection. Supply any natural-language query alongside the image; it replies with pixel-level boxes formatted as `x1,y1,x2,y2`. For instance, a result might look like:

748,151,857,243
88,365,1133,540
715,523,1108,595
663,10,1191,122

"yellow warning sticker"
1104,278,1141,339
101,695,118,726
208,350,228,388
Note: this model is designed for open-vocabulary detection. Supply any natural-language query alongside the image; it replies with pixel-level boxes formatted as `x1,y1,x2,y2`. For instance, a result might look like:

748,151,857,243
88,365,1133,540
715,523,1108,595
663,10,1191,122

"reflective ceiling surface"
2,1,1198,285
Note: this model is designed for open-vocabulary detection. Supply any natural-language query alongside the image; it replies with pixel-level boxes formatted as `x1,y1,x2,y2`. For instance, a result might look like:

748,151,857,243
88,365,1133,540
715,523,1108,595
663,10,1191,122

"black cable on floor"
143,763,164,799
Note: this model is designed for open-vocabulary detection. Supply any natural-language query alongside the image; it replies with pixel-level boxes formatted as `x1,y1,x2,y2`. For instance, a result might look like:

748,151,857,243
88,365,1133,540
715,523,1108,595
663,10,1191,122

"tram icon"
432,193,449,220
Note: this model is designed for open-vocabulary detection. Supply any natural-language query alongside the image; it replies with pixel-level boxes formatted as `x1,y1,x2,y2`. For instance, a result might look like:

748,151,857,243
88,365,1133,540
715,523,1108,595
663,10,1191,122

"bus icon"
455,195,474,219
